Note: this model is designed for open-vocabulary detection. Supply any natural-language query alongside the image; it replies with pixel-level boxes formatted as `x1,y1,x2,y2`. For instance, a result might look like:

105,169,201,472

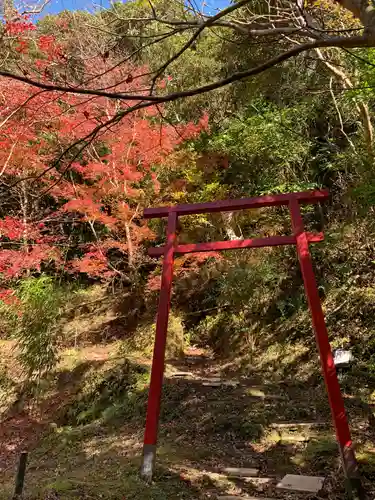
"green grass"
2,436,200,499
0,421,236,499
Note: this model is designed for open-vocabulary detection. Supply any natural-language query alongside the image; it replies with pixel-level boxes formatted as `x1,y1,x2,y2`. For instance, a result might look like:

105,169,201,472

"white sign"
333,349,353,367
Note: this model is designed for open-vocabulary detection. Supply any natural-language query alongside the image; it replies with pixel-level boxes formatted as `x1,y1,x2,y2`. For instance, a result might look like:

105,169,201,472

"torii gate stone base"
140,190,365,499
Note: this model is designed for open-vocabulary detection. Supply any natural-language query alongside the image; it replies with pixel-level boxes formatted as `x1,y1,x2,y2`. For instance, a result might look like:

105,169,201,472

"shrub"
15,276,66,378
0,299,18,339
63,359,149,425
121,312,186,358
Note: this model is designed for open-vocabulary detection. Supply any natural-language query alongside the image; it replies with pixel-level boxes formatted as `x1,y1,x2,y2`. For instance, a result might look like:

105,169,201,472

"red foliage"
0,217,41,240
146,252,221,292
69,249,113,278
5,16,35,35
61,199,117,227
174,251,222,274
146,274,162,292
0,288,20,306
15,39,29,53
0,25,210,282
0,246,61,278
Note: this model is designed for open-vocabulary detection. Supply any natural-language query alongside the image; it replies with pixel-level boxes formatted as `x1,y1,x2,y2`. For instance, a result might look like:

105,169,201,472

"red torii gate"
140,190,363,498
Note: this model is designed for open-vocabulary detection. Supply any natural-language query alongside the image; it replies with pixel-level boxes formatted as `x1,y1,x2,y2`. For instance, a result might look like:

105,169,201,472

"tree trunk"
124,221,133,267
334,0,375,37
315,48,373,154
221,211,240,240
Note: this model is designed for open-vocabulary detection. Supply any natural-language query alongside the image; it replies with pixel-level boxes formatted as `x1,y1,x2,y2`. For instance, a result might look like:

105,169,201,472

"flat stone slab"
222,467,259,477
280,435,310,443
218,497,274,499
242,477,273,485
246,388,286,400
271,421,326,429
276,474,325,493
202,380,238,387
170,372,193,377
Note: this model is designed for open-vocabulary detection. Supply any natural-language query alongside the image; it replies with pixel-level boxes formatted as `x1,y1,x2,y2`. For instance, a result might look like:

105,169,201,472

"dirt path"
1,344,374,499
161,349,374,499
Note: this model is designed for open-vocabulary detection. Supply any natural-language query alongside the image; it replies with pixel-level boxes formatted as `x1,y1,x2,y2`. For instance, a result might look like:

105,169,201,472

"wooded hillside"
0,1,375,498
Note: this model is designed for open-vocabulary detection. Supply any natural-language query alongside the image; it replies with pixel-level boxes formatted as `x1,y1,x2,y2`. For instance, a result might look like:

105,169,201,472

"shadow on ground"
1,352,374,499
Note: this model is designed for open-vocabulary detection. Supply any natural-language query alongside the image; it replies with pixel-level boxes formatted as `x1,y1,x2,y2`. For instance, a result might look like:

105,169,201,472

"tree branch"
316,47,373,152
328,76,357,152
21,0,51,15
148,0,255,93
0,35,370,105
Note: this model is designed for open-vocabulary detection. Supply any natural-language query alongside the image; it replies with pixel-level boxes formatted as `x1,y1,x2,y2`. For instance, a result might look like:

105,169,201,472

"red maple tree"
0,16,209,292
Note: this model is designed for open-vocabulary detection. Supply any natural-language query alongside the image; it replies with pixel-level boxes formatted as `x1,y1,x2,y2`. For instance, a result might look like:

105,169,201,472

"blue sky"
37,0,231,18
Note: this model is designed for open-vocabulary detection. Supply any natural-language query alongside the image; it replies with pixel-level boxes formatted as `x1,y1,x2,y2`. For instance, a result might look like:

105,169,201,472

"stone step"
241,477,273,485
170,371,193,377
221,467,259,478
200,377,224,384
279,435,310,443
217,497,274,500
246,388,287,400
202,380,239,387
270,421,326,429
276,474,325,493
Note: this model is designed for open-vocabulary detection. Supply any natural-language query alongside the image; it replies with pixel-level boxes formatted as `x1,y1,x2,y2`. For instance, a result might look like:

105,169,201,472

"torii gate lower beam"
140,190,364,499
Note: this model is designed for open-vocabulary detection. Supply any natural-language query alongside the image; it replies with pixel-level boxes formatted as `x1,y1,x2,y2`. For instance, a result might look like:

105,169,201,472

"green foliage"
217,257,286,307
63,360,149,425
3,4,375,498
201,102,318,198
0,299,18,338
189,252,292,354
15,276,66,378
353,177,375,209
120,312,185,358
210,102,310,164
351,48,375,100
192,311,249,355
